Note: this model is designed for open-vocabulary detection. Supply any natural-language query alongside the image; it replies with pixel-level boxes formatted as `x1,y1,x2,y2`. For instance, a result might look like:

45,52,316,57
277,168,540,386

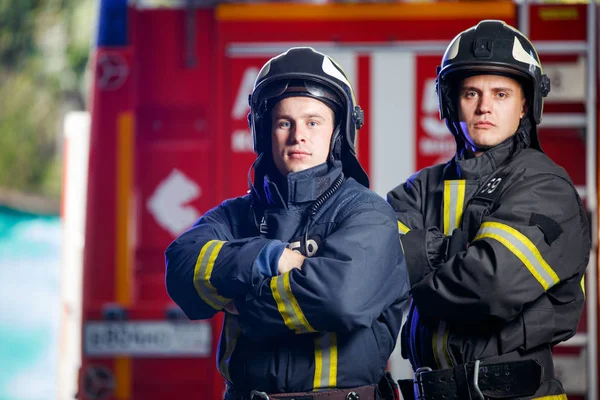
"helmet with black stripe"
248,47,369,187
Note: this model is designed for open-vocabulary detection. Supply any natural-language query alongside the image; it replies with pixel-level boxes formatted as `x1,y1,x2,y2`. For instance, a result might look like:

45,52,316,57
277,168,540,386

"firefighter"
387,20,590,399
166,47,408,400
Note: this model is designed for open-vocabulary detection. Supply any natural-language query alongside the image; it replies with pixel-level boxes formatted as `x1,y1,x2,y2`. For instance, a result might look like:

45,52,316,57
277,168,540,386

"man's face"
271,96,335,176
457,74,527,156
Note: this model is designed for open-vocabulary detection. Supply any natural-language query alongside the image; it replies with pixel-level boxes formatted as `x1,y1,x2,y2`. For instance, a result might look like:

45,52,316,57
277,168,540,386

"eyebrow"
273,112,327,120
461,86,515,93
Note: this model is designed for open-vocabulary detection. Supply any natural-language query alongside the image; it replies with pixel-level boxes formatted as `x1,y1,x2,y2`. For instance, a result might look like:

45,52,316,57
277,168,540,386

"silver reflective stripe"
193,240,231,310
313,333,338,389
474,222,560,290
433,180,465,369
270,273,316,333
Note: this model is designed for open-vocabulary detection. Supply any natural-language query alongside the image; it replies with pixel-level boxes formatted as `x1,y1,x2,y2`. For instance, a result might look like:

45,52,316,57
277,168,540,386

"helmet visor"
255,79,343,110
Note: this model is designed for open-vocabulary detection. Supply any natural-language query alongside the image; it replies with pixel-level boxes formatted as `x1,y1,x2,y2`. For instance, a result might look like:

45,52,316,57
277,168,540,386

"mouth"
474,121,495,128
288,150,311,158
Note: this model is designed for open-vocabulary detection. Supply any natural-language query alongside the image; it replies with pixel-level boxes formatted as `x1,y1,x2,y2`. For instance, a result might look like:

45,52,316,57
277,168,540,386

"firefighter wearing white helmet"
388,20,590,399
166,47,408,400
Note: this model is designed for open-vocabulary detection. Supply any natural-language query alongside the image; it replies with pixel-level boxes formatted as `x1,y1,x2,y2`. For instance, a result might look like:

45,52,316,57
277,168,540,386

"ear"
520,97,528,119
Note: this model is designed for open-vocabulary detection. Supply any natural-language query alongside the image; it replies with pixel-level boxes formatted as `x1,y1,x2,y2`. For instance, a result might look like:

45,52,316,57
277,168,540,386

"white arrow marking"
147,169,201,236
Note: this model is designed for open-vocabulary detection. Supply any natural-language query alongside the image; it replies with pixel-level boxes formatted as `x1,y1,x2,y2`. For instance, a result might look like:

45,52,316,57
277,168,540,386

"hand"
277,248,306,275
224,301,239,315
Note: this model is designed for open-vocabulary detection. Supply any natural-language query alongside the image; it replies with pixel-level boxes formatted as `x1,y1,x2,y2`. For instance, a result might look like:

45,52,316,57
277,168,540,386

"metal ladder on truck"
518,1,597,399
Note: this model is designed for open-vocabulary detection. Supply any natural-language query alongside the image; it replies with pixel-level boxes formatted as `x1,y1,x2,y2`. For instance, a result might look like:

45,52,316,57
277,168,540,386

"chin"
286,162,310,173
292,167,311,174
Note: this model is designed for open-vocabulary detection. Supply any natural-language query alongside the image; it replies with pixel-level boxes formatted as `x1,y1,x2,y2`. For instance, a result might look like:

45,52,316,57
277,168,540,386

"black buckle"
414,366,432,400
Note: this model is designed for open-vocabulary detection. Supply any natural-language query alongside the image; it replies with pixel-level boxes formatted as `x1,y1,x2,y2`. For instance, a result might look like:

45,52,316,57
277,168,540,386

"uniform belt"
230,384,378,400
398,359,542,400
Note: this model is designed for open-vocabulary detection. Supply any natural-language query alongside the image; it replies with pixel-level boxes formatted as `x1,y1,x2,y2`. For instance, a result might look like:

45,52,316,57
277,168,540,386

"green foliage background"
0,0,95,202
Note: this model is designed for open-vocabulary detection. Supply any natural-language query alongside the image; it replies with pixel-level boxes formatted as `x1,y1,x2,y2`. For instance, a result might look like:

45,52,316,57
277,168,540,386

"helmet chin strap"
248,153,263,198
328,124,343,162
448,120,475,159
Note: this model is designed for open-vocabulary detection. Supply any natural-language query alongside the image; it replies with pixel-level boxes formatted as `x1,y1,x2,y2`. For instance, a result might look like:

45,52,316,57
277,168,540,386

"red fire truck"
59,1,598,399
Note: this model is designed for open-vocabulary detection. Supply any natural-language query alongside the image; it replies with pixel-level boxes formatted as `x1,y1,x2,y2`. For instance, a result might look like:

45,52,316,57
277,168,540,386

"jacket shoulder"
330,178,397,221
341,178,387,204
220,193,253,210
207,193,254,225
414,163,448,180
387,162,446,200
511,149,574,183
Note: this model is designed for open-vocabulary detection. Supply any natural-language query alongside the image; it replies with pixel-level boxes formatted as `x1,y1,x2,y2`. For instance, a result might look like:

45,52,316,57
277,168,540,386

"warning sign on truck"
84,321,211,357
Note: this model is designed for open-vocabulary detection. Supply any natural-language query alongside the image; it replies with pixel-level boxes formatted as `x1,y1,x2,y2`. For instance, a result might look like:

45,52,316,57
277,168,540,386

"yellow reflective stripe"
581,275,586,298
329,335,338,388
443,180,466,235
443,181,451,235
432,321,452,369
398,220,410,234
193,240,231,310
218,314,241,382
454,182,466,231
474,222,560,291
313,333,338,390
270,275,294,329
432,328,441,368
441,330,452,368
532,395,567,400
270,273,316,333
314,336,323,389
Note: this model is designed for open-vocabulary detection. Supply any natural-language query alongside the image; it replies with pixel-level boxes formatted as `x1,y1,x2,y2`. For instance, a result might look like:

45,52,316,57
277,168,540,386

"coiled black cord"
304,172,344,254
308,172,344,216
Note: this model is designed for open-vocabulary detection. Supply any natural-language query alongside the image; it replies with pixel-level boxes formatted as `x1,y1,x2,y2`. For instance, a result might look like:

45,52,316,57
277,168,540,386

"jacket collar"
263,160,343,208
449,118,532,180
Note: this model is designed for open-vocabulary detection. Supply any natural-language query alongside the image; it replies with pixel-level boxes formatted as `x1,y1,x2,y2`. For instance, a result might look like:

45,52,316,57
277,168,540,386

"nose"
478,95,492,114
290,124,308,143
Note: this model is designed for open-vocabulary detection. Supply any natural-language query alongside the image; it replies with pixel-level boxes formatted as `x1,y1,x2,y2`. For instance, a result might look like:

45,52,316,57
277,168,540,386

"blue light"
97,0,128,47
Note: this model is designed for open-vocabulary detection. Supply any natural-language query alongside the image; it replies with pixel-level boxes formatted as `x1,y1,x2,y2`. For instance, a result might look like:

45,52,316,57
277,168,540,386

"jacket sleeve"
235,200,410,338
165,200,287,320
387,172,426,234
403,174,590,324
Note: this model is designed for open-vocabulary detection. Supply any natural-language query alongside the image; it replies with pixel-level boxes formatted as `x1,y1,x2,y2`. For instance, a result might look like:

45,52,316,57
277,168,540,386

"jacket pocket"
520,294,555,351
